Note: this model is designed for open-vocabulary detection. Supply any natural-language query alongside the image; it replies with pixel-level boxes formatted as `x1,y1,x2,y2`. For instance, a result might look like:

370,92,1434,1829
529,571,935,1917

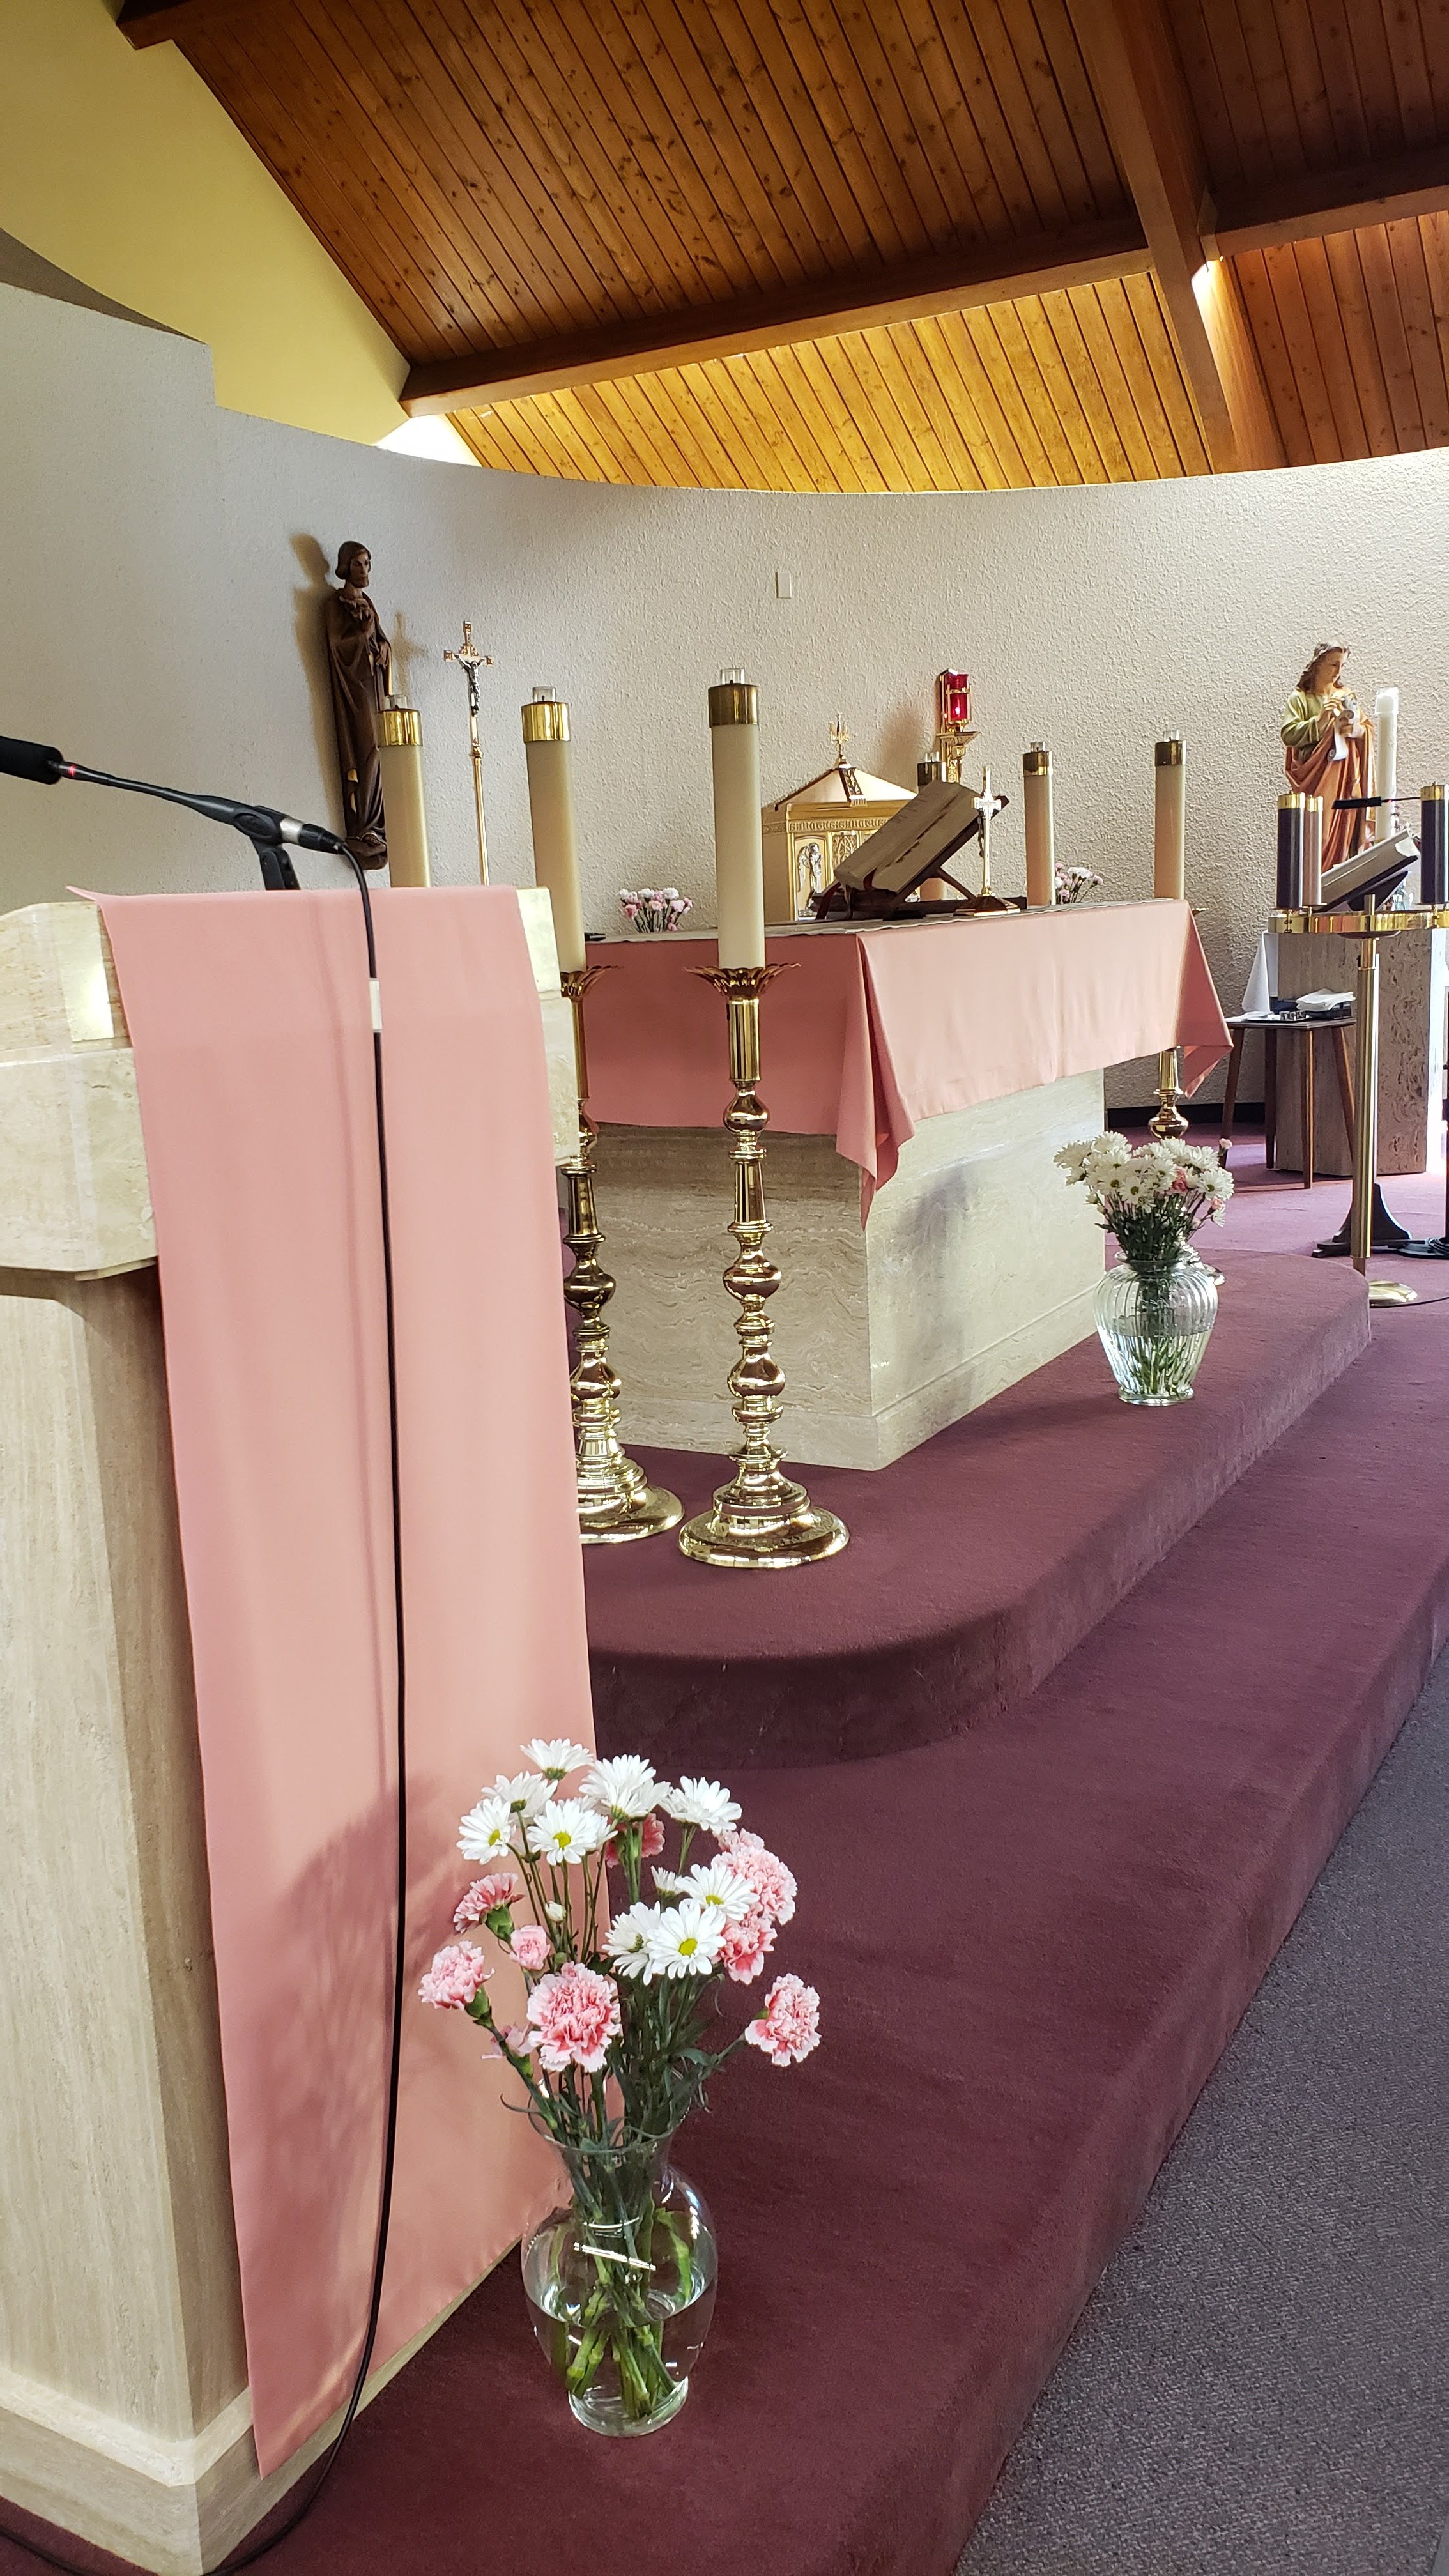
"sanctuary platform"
8,1158,1441,2576
586,1252,1370,1768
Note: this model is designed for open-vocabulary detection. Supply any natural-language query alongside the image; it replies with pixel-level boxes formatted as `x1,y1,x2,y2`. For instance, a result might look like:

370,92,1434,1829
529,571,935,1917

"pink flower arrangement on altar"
618,886,693,934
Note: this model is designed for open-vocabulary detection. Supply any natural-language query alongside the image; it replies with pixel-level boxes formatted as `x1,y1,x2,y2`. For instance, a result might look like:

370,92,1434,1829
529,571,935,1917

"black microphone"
0,733,352,884
0,735,63,784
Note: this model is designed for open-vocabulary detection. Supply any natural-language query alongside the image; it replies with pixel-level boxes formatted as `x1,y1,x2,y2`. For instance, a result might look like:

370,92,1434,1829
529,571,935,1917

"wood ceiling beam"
1211,144,1449,254
1064,0,1282,473
403,218,1151,413
118,0,265,45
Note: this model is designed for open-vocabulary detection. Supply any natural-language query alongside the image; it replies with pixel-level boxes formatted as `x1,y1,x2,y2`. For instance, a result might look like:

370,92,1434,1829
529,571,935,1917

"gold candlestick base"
561,969,681,1547
678,967,848,1572
1148,1046,1190,1140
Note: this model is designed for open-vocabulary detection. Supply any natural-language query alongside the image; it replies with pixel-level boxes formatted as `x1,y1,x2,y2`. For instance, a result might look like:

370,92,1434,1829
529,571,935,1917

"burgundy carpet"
586,1254,1368,1767
6,1151,1449,2576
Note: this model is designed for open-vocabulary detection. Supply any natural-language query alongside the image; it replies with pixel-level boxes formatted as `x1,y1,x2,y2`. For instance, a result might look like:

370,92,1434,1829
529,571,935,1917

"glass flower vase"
1092,1250,1217,1405
521,2136,717,2435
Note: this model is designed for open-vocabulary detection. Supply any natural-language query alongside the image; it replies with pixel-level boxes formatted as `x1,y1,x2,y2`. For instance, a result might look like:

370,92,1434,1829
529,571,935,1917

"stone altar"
596,1068,1106,1471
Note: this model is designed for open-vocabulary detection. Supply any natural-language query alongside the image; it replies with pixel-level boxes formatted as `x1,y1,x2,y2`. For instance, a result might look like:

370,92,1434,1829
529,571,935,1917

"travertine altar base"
1273,924,1446,1177
595,1069,1105,1471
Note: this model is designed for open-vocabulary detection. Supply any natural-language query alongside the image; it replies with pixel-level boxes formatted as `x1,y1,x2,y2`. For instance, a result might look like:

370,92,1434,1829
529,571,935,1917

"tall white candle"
376,702,431,887
1022,743,1055,906
710,668,765,969
1154,737,1186,899
1373,686,1399,821
521,688,586,972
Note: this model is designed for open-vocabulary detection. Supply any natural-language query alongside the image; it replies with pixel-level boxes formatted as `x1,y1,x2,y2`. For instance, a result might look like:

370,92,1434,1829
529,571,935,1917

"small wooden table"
1218,1008,1355,1186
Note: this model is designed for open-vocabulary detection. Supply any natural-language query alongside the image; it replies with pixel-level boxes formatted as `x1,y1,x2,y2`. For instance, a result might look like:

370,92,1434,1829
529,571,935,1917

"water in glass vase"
521,2151,717,2435
1092,1251,1217,1405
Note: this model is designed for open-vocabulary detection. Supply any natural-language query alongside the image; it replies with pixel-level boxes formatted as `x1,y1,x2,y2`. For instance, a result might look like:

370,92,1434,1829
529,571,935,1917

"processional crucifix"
443,622,495,882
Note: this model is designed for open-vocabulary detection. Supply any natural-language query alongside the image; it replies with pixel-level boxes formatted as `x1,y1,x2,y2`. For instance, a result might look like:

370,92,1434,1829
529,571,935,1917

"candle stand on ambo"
560,967,682,1543
679,966,849,1570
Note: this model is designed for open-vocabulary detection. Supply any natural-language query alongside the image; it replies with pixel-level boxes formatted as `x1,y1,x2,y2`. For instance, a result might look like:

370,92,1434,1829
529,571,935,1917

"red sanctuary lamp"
935,670,972,732
931,669,976,785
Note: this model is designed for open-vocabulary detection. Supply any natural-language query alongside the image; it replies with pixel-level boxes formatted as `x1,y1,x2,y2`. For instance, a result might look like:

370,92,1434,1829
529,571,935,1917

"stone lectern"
0,900,578,2576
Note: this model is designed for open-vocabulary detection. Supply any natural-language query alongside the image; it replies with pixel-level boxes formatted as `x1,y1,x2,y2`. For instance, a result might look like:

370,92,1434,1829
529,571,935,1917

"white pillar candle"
1022,743,1055,906
1153,737,1186,900
377,703,432,887
1303,795,1324,909
521,688,586,972
710,668,765,969
1373,686,1399,820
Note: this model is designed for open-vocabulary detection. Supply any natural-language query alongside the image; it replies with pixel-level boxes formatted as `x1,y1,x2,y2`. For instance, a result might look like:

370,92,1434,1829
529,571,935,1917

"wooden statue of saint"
323,541,392,868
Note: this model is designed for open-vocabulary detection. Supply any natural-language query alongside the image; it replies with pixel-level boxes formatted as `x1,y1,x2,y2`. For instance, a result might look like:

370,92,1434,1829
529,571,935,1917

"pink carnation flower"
745,1974,820,2067
418,1943,490,2011
718,1827,797,1926
510,1923,551,1970
525,1961,622,2073
607,1811,666,1866
719,1907,776,1984
454,1873,521,1929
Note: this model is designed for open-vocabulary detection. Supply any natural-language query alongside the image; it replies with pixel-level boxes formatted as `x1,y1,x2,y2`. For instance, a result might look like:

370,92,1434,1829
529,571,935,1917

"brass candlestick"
1149,1046,1190,1139
560,968,682,1543
678,967,848,1571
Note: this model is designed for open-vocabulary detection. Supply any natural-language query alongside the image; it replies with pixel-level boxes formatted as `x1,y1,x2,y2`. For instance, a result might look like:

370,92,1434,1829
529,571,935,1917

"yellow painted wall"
0,0,408,444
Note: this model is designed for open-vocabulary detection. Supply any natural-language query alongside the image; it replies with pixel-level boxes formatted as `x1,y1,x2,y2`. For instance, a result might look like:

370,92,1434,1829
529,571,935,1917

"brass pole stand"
1149,1046,1189,1140
1346,903,1416,1308
560,968,682,1543
678,967,848,1570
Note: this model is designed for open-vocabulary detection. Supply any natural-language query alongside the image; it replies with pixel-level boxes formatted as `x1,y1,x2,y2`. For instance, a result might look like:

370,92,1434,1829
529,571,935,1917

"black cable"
0,856,408,2576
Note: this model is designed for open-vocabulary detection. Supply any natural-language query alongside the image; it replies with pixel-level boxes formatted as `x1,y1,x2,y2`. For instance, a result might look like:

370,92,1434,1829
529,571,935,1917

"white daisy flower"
602,1902,660,1979
643,1897,725,1980
521,1738,592,1781
582,1754,659,1819
651,1866,691,1896
684,1858,755,1923
458,1795,517,1864
489,1769,551,1821
528,1798,610,1865
659,1776,742,1836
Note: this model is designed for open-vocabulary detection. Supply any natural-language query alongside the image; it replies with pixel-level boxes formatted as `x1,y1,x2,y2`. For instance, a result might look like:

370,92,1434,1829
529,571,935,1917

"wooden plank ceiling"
121,0,1449,491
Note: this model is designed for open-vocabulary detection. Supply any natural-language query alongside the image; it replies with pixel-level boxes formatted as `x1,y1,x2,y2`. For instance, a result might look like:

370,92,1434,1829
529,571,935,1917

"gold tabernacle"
678,966,849,1570
560,966,682,1544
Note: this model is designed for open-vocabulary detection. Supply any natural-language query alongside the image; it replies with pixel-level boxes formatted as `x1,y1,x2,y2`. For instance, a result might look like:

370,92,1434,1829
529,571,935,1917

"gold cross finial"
830,714,850,765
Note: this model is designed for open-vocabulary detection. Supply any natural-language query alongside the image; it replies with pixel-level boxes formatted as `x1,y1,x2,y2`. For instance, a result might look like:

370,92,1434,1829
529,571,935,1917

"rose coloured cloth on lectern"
96,886,592,2474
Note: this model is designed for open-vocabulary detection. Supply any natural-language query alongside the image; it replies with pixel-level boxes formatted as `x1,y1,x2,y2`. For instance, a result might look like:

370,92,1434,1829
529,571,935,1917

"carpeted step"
585,1253,1369,1766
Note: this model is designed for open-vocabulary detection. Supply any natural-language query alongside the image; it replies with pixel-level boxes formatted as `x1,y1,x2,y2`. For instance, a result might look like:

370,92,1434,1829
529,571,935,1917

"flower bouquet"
1054,861,1103,905
618,886,693,934
1055,1131,1233,1403
420,1740,817,2435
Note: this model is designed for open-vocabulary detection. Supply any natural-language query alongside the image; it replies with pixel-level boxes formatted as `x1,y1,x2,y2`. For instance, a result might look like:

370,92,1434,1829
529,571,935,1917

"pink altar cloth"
96,887,591,2475
583,901,1229,1207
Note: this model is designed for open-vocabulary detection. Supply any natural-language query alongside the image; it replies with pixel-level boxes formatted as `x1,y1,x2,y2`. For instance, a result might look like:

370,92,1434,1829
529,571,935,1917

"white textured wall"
6,282,1449,1102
